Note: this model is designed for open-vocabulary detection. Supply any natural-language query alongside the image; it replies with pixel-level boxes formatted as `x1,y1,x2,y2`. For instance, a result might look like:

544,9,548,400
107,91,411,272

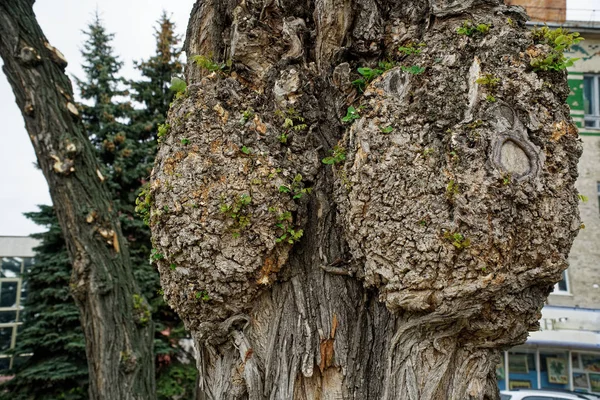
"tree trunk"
0,2,156,399
151,0,582,398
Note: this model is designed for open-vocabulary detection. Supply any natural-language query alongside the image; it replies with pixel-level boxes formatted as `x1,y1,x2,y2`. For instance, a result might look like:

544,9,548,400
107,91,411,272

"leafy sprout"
456,21,492,37
195,291,210,301
341,106,361,123
401,65,425,75
530,26,583,71
169,77,186,94
322,146,346,165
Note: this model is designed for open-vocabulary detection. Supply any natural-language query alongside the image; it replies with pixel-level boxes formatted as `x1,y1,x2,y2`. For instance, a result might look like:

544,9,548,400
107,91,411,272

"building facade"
497,0,600,394
0,236,38,374
506,0,567,23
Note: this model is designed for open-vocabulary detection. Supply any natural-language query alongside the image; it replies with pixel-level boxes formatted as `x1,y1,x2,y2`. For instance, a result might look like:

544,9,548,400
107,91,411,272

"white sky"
0,0,599,236
0,0,194,236
567,0,600,21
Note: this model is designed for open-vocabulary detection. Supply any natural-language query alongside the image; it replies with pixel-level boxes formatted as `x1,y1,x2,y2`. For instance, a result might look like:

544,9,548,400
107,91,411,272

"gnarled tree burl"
151,0,582,398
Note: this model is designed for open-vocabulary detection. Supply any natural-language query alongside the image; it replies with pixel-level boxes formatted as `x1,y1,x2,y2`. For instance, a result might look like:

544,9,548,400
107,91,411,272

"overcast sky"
0,0,599,236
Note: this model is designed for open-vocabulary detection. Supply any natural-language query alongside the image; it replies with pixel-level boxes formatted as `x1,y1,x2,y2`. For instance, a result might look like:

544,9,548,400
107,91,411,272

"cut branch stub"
383,68,411,100
18,45,41,66
44,41,68,69
499,139,531,176
488,103,543,181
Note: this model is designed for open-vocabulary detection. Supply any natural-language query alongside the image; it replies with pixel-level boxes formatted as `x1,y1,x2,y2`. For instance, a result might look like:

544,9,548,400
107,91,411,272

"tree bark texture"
0,1,156,399
150,0,582,398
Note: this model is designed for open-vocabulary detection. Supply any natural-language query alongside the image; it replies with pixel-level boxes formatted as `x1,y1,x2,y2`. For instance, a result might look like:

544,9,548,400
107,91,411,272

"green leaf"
322,157,335,165
169,77,187,93
342,106,360,123
241,146,251,154
357,67,373,77
401,65,425,75
554,34,566,45
239,194,252,205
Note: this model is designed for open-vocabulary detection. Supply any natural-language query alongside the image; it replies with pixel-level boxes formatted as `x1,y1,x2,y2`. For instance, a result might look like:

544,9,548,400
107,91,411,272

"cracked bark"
0,1,156,399
151,0,582,399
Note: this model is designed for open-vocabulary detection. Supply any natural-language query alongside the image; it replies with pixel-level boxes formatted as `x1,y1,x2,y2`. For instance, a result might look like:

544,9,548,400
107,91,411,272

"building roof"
527,20,600,34
0,236,40,257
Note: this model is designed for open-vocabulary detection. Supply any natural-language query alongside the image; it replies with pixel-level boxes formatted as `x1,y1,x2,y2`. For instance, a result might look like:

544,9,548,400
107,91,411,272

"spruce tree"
79,13,195,398
75,14,155,302
130,11,183,143
129,14,197,400
76,13,138,197
127,11,183,302
0,206,88,400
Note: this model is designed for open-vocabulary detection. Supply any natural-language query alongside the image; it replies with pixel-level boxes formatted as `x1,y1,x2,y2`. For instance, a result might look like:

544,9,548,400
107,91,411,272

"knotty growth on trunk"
149,0,582,398
0,2,156,399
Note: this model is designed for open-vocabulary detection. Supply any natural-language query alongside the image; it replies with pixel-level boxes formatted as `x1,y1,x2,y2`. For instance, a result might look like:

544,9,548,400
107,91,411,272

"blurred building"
0,236,37,379
506,0,567,22
498,0,600,394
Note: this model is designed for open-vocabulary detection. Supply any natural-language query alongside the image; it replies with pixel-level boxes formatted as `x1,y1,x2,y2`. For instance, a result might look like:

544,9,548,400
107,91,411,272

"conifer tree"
129,14,197,399
127,11,183,301
0,206,88,400
75,14,155,302
130,11,183,142
76,13,138,197
78,13,195,398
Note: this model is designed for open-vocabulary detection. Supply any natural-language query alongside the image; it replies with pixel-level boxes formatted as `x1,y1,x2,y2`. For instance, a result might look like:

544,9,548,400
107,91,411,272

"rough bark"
150,0,582,398
0,1,156,399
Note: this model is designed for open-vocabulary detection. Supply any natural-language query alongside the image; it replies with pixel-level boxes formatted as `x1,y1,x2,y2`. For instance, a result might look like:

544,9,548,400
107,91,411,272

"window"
570,351,600,394
584,75,600,129
508,349,538,390
0,256,33,371
539,350,569,390
553,271,570,295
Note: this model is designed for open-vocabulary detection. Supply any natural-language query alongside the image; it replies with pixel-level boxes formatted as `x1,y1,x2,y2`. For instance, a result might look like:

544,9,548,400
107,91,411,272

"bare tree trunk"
151,0,582,398
0,1,156,399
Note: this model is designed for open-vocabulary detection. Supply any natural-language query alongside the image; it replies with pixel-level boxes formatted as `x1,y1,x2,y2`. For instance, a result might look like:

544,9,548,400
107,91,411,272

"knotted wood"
150,1,582,398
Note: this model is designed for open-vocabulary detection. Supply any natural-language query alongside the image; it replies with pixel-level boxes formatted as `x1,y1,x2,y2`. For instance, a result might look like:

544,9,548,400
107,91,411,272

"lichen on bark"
151,69,322,334
337,6,581,329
